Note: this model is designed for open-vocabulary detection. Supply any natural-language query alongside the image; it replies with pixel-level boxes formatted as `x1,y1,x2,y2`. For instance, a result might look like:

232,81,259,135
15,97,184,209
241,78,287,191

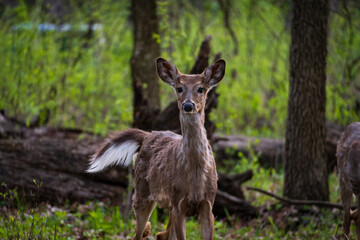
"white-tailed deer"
87,58,225,240
337,122,360,239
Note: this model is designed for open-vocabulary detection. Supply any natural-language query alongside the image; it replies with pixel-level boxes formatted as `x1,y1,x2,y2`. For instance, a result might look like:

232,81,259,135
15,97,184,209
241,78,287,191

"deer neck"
179,110,210,169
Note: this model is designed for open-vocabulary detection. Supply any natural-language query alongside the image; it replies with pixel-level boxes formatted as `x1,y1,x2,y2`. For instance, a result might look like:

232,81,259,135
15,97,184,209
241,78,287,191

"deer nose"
182,102,195,112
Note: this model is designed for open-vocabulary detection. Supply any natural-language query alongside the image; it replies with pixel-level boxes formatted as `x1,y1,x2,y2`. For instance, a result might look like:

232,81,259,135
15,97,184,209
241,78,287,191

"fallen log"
0,126,256,218
218,170,253,199
214,170,257,217
0,137,129,203
214,190,257,218
213,121,344,172
214,135,283,170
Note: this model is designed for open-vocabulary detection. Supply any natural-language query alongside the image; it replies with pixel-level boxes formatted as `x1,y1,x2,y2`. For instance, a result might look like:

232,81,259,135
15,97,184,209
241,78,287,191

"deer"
337,122,360,239
87,57,225,240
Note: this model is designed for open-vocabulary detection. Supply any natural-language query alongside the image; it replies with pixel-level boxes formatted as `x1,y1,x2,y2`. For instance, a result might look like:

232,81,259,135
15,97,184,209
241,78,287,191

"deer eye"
176,87,183,93
197,87,205,93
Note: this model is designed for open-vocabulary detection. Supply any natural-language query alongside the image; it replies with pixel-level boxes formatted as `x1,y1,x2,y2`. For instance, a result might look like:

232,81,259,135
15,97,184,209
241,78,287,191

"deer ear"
156,58,180,86
203,59,226,87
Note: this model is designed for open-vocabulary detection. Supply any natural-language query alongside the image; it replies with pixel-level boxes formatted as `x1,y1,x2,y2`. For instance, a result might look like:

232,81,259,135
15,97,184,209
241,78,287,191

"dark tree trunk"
130,0,161,130
283,0,329,201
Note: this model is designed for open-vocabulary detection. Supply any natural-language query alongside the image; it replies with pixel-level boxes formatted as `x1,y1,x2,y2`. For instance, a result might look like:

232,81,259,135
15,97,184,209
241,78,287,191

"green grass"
0,156,352,240
0,194,346,240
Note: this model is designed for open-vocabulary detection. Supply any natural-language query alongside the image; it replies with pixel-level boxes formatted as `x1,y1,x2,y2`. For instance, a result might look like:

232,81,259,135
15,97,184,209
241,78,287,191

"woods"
0,0,360,239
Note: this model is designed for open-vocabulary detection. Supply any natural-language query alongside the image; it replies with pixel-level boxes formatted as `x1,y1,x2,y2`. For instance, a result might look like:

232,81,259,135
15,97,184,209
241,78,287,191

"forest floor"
0,200,345,240
0,172,351,240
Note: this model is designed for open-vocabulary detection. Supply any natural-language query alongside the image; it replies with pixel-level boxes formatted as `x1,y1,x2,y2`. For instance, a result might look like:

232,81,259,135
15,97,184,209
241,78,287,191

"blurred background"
1,0,358,137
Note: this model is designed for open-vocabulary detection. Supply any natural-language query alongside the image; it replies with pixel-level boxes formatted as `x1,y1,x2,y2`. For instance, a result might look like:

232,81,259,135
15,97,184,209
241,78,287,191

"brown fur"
89,58,225,240
337,122,360,239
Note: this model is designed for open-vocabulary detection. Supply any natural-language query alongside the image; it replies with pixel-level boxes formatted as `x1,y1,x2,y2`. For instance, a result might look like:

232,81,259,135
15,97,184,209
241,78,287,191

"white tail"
87,128,147,173
87,140,139,173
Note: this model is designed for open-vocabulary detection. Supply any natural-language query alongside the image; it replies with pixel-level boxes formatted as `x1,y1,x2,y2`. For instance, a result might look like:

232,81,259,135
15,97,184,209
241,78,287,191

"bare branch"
246,186,345,209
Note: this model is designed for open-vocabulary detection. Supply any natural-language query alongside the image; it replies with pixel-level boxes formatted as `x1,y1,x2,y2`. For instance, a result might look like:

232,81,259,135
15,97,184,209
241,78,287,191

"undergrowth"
0,153,352,240
0,188,347,240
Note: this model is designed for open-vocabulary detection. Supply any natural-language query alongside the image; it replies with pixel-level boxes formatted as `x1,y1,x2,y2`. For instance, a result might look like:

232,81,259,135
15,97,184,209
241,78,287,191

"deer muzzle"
182,101,195,112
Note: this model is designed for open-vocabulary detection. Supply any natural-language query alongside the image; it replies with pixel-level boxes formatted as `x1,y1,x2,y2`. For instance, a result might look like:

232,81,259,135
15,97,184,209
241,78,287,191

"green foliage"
326,7,360,126
218,142,284,206
209,0,290,137
0,0,359,136
0,0,133,134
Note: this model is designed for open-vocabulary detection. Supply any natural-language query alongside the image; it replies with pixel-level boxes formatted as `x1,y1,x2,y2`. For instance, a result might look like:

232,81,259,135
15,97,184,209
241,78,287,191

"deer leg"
133,199,156,240
198,200,214,240
341,183,353,239
354,210,360,240
172,206,186,240
350,210,360,240
156,210,176,240
355,196,360,240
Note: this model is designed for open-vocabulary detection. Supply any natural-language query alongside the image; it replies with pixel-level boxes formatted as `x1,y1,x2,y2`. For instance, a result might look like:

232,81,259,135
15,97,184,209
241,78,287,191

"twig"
246,186,344,209
217,0,238,55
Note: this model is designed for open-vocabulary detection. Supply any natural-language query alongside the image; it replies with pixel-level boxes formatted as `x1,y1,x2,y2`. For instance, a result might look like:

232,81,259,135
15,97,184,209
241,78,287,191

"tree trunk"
130,0,161,130
283,0,329,201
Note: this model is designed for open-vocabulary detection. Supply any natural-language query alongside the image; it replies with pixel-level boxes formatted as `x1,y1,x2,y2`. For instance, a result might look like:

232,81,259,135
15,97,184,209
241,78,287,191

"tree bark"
0,138,128,204
283,0,329,201
130,0,161,130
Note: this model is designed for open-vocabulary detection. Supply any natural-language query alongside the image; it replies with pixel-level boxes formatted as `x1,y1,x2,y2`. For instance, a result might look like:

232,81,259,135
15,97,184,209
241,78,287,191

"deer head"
156,58,226,114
